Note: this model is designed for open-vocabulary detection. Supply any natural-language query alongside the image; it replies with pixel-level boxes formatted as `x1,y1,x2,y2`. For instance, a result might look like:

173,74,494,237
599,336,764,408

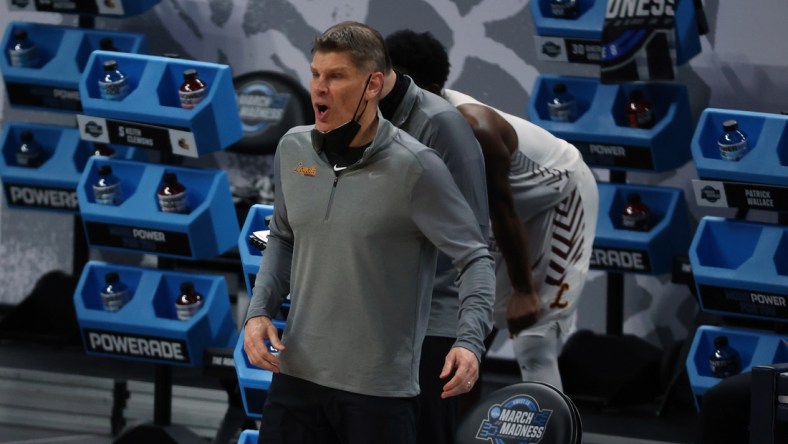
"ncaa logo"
235,81,290,135
85,121,104,138
476,395,553,443
542,41,562,58
701,185,721,203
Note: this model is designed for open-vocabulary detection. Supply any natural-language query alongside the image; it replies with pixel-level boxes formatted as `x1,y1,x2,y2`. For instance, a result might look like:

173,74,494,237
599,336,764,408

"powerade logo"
701,185,721,203
85,121,104,138
476,395,553,443
236,81,290,135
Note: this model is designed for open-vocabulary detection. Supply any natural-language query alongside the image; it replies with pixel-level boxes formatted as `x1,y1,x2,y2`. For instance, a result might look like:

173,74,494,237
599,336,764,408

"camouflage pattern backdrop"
1,0,787,356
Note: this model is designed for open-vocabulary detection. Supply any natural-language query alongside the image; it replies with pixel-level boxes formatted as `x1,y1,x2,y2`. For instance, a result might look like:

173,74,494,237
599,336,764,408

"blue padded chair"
457,381,582,444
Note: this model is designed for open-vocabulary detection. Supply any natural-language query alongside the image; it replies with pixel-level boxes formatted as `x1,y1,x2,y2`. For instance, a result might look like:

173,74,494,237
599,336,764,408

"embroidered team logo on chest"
293,162,317,177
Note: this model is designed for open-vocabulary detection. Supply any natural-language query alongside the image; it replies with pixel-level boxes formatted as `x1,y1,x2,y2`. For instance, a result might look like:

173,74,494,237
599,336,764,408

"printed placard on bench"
698,285,788,321
77,114,198,158
5,82,82,111
7,0,125,15
590,246,652,273
573,140,655,170
692,179,788,212
83,328,191,364
534,36,603,64
3,182,79,212
84,221,192,256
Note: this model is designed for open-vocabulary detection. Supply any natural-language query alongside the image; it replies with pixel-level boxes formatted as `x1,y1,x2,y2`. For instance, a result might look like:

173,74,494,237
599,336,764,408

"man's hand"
440,346,479,399
507,289,541,337
243,316,286,373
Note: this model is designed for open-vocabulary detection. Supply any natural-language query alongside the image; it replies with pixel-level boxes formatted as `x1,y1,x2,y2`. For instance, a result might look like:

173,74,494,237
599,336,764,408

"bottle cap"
627,192,641,204
13,29,28,40
20,131,34,142
713,336,729,347
93,143,115,155
183,69,198,80
723,120,738,132
98,165,113,176
180,281,195,294
552,83,567,94
103,60,118,71
163,172,178,184
105,272,119,283
99,37,115,51
629,90,644,101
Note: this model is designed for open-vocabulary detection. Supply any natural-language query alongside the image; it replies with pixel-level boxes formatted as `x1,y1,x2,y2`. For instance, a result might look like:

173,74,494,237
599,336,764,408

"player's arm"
458,104,541,335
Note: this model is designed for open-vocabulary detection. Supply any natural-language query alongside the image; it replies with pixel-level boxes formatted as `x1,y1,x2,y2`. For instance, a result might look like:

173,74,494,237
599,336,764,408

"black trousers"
417,335,459,444
259,373,418,444
696,371,751,444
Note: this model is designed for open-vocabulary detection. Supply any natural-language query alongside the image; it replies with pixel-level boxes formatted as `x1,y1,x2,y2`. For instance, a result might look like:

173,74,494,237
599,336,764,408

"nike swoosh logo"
333,165,347,172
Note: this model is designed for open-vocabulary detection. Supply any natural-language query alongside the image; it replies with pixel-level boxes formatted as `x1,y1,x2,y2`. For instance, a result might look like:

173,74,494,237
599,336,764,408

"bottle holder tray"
686,325,788,410
238,204,291,321
239,204,272,296
0,121,141,213
7,0,162,17
234,320,286,419
76,157,240,260
73,261,238,367
528,75,693,172
591,182,691,275
1,21,147,112
531,0,700,66
238,430,259,444
77,51,243,157
689,216,788,323
691,108,788,188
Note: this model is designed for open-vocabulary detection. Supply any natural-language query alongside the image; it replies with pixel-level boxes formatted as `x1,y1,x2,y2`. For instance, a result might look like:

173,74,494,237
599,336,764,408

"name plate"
693,179,788,212
534,36,603,64
77,115,198,158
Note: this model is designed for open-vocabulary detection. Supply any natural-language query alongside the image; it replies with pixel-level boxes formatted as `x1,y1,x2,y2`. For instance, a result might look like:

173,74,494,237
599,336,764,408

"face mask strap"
351,74,373,122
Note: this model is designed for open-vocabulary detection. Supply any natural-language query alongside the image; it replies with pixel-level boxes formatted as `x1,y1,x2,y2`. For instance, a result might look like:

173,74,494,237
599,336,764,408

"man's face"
310,50,368,133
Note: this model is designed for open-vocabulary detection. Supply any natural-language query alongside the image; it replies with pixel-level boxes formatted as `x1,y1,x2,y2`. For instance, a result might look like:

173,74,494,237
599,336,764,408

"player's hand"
506,289,541,337
440,346,479,398
243,316,286,373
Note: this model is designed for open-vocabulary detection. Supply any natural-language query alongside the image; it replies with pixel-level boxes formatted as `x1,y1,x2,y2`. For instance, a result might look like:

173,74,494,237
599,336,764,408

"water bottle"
709,335,741,378
157,172,189,214
621,192,650,231
175,281,203,321
718,120,748,161
92,143,116,158
99,37,118,52
547,83,577,122
8,29,40,68
93,165,123,205
626,90,654,129
98,60,129,101
100,272,130,312
179,69,208,109
16,131,44,167
551,0,578,18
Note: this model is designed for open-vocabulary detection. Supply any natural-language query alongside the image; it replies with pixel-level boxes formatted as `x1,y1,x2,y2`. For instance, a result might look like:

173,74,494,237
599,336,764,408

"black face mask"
311,74,372,154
